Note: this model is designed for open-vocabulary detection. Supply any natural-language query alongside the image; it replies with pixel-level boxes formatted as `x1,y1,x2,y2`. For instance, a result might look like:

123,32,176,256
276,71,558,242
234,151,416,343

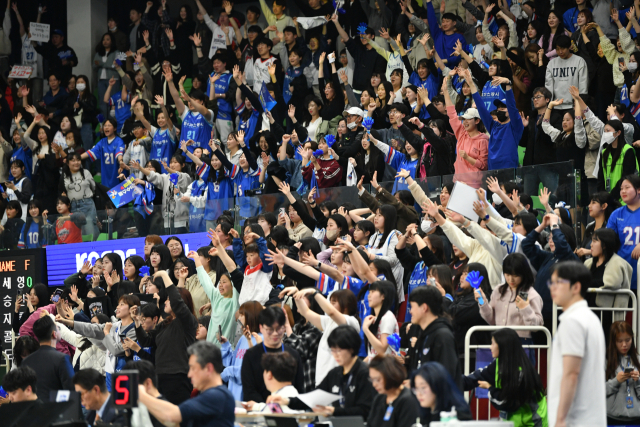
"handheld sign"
8,66,33,79
29,23,50,42
107,176,144,208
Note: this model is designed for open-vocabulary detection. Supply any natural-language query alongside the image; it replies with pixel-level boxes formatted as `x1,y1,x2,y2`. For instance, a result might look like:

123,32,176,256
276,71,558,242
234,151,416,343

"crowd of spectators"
3,0,640,426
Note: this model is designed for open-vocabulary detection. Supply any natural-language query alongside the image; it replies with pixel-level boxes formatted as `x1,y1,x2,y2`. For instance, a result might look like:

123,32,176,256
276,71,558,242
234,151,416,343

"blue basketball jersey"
197,163,235,220
87,136,125,188
181,109,214,162
109,92,131,134
481,81,505,112
607,205,640,288
150,127,177,173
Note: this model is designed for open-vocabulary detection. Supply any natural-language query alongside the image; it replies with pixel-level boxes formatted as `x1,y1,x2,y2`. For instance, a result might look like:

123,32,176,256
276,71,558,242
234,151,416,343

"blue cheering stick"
332,0,346,14
324,134,336,148
357,23,368,35
169,173,179,186
388,333,401,353
139,266,150,277
467,271,485,305
363,116,374,133
312,149,324,158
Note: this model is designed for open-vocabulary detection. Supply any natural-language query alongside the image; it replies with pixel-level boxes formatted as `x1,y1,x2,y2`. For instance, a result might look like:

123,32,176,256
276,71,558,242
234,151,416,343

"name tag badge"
628,395,634,409
383,405,394,421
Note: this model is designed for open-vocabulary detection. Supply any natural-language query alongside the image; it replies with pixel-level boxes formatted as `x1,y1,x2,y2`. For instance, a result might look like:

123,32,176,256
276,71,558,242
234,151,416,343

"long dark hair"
491,328,546,407
179,4,193,22
365,281,396,351
165,236,186,258
24,199,45,246
124,255,146,283
429,264,454,296
149,244,173,274
95,33,115,56
162,287,196,326
73,75,93,102
607,321,640,379
411,362,470,414
31,283,49,309
425,234,445,263
374,205,397,249
355,137,383,179
541,11,566,53
591,228,620,264
103,252,124,280
500,253,534,301
454,81,474,114
602,120,625,170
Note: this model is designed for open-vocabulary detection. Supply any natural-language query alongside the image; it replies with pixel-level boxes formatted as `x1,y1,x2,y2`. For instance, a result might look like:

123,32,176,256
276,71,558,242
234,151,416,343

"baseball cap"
460,108,480,120
53,29,64,36
493,99,507,109
342,107,364,118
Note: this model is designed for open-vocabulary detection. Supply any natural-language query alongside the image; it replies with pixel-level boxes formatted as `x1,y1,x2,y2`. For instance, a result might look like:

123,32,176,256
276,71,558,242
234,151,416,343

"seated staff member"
273,325,376,420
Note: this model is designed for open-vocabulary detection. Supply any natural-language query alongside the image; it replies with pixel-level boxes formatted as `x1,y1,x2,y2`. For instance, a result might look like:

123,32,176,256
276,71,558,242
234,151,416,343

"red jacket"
302,158,343,189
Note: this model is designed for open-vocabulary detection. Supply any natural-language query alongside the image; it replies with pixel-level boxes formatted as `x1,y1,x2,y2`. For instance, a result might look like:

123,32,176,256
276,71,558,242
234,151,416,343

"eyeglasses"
531,95,545,100
263,326,285,335
546,278,571,288
412,387,430,396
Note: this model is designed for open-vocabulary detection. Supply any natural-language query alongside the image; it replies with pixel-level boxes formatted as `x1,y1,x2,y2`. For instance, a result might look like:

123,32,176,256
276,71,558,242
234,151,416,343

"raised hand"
486,176,501,194
288,104,296,119
190,32,202,46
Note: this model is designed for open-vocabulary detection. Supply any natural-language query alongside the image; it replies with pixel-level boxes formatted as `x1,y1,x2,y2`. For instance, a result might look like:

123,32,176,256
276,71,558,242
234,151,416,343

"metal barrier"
463,326,552,419
1,351,9,376
552,288,638,341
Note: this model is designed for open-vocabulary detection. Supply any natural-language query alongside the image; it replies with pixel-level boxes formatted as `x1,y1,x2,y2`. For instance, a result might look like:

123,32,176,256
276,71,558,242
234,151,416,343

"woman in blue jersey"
18,200,50,249
10,124,32,180
227,131,261,220
139,95,176,173
81,118,124,189
232,65,264,144
166,70,214,160
181,140,234,232
607,175,640,290
368,126,421,193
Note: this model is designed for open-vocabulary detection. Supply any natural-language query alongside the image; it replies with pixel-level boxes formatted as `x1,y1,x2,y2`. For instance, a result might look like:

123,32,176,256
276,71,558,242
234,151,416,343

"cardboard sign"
29,22,50,42
8,65,33,79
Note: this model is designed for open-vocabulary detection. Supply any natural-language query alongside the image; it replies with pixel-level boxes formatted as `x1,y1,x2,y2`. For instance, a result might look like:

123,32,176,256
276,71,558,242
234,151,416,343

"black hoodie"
407,316,462,391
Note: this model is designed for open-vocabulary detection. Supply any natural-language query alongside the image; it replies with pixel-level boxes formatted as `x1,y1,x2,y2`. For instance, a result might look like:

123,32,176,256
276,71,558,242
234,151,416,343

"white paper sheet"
296,389,342,408
447,182,480,222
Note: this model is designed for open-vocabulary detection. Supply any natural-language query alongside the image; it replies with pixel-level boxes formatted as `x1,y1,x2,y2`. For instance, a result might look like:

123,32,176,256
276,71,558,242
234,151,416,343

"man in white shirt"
548,261,606,427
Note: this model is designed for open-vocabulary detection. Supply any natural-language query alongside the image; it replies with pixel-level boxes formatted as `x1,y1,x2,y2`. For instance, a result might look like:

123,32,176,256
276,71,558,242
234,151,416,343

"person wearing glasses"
411,362,472,424
367,355,420,427
240,306,305,404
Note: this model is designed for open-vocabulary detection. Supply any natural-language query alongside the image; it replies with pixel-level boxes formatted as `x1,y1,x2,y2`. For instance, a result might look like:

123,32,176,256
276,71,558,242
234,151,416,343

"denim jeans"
523,167,559,205
71,198,98,238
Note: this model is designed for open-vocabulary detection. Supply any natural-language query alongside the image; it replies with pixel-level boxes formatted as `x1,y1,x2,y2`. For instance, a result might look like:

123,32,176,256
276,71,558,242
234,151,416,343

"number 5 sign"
112,370,139,408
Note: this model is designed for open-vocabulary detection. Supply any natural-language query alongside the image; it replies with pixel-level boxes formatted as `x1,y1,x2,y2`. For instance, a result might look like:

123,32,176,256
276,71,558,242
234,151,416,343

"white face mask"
76,83,86,91
347,121,357,130
629,62,638,72
421,219,435,234
601,131,616,145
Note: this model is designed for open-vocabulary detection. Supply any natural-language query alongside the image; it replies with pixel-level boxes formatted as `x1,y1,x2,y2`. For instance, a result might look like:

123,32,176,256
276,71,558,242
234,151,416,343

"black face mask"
496,111,508,122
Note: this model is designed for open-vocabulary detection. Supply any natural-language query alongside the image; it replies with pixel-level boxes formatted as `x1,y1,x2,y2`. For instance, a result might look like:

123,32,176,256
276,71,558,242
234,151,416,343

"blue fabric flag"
259,82,277,112
133,181,155,218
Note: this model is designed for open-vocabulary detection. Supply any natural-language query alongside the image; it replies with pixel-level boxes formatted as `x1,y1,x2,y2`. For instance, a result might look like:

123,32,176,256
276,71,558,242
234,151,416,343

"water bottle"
440,406,458,422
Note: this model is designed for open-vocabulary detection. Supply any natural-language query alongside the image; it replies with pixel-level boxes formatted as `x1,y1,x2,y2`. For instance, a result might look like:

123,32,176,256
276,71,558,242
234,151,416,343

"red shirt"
302,157,343,189
56,216,83,244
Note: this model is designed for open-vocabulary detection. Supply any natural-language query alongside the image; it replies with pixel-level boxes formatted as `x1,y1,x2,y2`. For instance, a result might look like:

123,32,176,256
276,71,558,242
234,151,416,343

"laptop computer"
328,416,366,427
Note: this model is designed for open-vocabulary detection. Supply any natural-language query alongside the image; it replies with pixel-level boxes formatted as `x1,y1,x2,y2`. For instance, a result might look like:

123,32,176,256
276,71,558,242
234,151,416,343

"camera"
244,188,264,196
